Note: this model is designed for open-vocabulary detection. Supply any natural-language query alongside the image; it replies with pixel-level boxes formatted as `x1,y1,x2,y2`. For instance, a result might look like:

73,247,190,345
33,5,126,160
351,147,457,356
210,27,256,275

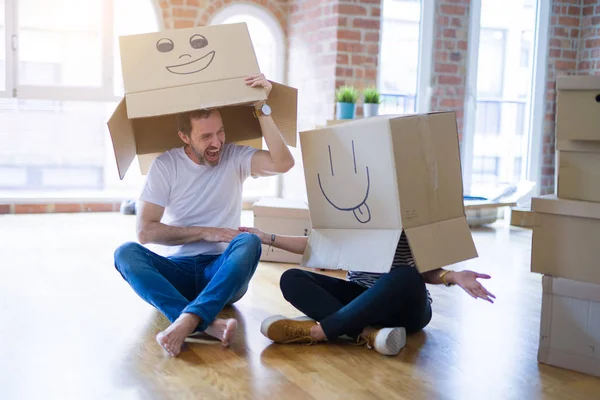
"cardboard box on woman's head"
107,22,298,179
299,112,478,274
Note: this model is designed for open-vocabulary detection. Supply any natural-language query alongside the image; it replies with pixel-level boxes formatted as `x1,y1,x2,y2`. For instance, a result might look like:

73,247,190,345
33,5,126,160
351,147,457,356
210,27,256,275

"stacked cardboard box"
530,76,600,377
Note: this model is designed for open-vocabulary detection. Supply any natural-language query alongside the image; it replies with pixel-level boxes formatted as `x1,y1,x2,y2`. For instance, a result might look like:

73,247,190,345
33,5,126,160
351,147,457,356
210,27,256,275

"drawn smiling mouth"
317,140,371,223
165,51,216,75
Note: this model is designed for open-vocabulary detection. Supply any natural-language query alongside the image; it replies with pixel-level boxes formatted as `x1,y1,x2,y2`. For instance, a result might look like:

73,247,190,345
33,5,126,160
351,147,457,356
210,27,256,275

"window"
0,0,159,196
211,4,286,200
476,29,506,98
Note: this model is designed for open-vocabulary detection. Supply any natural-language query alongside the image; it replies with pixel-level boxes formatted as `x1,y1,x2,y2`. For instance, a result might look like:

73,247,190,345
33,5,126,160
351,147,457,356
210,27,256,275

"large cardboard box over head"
557,140,600,203
555,76,600,141
253,197,311,264
531,195,600,285
538,275,600,378
299,112,478,274
108,22,298,179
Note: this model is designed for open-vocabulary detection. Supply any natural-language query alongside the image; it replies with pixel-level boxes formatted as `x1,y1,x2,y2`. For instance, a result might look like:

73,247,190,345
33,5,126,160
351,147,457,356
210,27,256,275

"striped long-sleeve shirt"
346,231,433,304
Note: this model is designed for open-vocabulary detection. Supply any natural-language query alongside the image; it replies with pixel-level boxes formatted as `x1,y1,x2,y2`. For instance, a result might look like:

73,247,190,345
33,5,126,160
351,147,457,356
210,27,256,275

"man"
114,74,295,357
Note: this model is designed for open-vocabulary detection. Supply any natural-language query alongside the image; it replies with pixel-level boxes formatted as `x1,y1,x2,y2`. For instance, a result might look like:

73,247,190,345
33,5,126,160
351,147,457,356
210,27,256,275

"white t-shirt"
139,143,258,258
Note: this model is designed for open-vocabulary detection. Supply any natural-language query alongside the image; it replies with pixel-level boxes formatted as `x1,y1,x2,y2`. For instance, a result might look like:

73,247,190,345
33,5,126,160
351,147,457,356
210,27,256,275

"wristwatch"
254,102,272,118
439,270,455,287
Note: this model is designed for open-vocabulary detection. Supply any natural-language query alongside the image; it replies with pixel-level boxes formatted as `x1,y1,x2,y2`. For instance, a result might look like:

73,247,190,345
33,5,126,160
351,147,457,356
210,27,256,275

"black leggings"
280,267,432,340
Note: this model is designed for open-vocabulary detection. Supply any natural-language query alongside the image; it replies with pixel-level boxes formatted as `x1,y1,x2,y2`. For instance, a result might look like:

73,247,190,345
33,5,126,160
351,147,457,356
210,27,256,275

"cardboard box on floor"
538,275,600,378
298,112,478,274
107,22,298,179
531,195,600,285
253,197,311,264
555,76,600,141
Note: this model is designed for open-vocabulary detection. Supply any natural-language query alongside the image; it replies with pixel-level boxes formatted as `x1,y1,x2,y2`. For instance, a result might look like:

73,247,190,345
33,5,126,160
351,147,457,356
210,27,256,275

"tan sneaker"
357,327,406,356
261,315,317,344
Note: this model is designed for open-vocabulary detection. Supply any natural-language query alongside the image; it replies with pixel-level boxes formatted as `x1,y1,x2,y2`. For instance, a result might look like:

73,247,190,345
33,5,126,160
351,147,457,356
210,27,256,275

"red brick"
365,69,377,80
338,29,361,41
364,32,379,42
559,16,580,27
159,0,169,8
352,18,379,30
570,28,580,38
436,51,449,62
335,4,367,16
171,0,184,5
596,5,600,13
366,44,378,55
0,205,10,214
337,41,365,52
82,203,116,212
567,5,580,15
553,27,568,37
186,0,201,6
450,51,462,61
583,6,595,15
549,49,561,58
457,40,468,51
438,74,462,85
443,29,456,38
593,16,600,26
579,61,591,71
586,39,600,48
14,204,48,214
549,38,562,48
451,17,462,27
440,5,466,15
440,98,463,108
437,16,449,25
444,40,457,50
174,19,195,28
435,63,458,74
563,50,577,59
337,54,349,65
360,0,381,4
371,7,381,17
54,203,83,213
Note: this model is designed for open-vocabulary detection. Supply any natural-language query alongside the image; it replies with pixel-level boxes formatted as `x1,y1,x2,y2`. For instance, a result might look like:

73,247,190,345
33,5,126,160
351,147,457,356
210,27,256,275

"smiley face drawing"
156,34,216,75
317,140,371,223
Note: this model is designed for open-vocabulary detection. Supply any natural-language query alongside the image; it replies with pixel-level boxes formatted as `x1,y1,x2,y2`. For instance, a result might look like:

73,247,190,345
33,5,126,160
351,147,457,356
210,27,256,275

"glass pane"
379,0,421,114
18,0,102,87
113,0,159,97
0,0,5,91
470,0,537,194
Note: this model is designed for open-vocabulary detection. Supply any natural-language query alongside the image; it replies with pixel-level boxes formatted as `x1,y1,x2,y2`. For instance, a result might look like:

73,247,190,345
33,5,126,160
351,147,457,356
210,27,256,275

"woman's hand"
449,270,496,303
238,226,270,244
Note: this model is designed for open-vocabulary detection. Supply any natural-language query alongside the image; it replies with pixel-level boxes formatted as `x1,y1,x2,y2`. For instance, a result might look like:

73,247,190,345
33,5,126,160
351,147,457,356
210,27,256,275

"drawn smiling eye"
189,34,208,49
156,38,174,53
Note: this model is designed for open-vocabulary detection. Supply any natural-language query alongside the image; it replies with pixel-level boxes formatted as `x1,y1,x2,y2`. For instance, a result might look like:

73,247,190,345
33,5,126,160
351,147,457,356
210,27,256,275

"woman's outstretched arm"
238,226,308,255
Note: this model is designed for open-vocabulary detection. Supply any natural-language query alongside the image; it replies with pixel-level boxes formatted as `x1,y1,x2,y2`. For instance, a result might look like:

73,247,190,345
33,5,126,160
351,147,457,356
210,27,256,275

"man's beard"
189,144,220,166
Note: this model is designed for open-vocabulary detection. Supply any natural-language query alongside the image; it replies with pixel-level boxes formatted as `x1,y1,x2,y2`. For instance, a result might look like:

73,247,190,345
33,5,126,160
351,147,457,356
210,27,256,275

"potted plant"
335,85,358,120
363,87,381,118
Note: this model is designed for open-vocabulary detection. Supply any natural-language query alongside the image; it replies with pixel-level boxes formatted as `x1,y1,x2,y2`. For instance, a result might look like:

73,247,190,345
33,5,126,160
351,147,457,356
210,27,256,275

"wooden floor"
1,212,600,400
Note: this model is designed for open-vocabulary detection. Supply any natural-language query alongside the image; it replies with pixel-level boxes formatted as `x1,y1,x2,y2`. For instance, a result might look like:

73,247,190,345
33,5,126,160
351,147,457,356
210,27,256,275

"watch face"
261,103,272,115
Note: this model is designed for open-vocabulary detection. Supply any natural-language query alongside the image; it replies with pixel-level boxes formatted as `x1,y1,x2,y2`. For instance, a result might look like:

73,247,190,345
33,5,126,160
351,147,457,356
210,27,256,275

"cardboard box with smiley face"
299,111,478,274
107,22,298,179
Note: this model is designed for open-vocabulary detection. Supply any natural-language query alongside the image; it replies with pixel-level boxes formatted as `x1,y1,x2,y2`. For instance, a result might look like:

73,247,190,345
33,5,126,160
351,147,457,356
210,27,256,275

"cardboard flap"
543,276,600,303
556,76,600,91
391,112,465,228
269,81,298,147
301,229,402,273
404,216,478,273
125,79,266,119
107,99,136,180
532,195,600,220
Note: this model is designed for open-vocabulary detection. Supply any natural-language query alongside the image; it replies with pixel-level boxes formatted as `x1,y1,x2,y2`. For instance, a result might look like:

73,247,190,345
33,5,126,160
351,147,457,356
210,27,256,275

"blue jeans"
280,266,432,340
114,233,261,332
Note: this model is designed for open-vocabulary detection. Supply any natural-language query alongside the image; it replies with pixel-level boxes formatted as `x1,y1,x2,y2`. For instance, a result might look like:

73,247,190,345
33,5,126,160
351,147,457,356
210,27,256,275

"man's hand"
245,73,272,99
202,228,241,243
449,270,496,303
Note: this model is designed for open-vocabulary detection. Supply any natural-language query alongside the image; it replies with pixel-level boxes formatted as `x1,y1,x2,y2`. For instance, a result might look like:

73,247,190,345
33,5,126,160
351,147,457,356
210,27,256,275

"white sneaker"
358,327,406,356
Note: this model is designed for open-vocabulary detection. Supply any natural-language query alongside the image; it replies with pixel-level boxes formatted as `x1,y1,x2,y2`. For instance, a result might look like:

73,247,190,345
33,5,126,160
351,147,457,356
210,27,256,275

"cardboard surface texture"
299,112,478,274
108,22,298,179
531,195,600,285
538,275,600,378
555,76,600,141
557,140,600,203
253,197,311,264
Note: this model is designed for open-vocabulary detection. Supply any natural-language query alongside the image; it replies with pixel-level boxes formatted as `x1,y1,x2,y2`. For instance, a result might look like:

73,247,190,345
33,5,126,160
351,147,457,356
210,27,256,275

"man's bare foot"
204,318,238,346
156,313,201,356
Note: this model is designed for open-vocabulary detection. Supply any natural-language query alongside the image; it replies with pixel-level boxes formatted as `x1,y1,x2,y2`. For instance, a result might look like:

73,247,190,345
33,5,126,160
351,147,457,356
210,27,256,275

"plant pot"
336,102,356,120
363,103,380,118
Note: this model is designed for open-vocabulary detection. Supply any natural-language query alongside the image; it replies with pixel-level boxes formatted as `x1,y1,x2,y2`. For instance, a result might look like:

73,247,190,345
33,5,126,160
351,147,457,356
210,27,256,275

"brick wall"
430,0,470,139
579,0,600,74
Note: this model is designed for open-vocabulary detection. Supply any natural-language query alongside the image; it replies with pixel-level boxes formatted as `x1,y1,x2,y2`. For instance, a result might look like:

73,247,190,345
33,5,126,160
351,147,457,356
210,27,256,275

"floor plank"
1,212,599,400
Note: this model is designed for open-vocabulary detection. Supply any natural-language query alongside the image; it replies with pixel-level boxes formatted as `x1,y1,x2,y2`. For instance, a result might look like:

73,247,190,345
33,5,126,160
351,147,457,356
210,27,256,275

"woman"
238,227,495,356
